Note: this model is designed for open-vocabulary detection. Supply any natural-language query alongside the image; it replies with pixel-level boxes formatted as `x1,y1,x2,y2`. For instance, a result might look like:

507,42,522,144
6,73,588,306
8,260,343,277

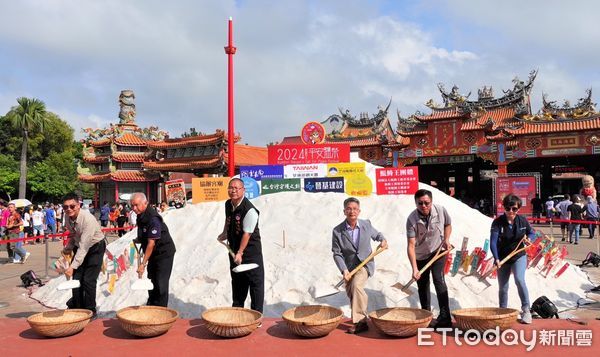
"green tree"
5,97,48,198
0,154,19,200
28,151,78,201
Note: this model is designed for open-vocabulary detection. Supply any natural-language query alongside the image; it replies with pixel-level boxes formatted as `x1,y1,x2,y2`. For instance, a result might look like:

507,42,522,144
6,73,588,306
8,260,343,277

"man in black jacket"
131,193,176,307
217,178,264,313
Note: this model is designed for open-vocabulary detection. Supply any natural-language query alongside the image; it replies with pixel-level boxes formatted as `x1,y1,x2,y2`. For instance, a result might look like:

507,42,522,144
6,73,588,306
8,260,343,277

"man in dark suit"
332,197,387,334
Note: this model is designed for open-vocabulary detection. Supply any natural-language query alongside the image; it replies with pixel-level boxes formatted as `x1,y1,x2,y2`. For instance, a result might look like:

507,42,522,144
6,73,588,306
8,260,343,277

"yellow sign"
192,178,230,203
327,162,366,177
345,174,373,197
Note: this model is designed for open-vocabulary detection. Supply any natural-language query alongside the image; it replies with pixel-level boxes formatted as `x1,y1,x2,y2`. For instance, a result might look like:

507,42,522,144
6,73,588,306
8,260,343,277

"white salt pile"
32,163,594,318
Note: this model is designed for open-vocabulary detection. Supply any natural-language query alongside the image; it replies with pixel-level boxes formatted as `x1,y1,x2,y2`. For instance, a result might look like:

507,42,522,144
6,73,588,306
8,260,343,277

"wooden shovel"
131,243,154,291
391,244,454,293
314,245,387,299
56,251,81,291
218,240,259,273
463,237,531,293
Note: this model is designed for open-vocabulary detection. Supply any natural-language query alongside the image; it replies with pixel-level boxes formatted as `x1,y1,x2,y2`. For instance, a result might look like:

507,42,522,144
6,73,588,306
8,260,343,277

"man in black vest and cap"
131,192,176,307
217,178,264,313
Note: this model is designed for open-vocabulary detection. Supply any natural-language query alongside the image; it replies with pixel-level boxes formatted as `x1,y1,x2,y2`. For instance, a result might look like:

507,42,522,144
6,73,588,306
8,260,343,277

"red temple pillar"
497,163,508,176
225,17,237,177
115,181,119,203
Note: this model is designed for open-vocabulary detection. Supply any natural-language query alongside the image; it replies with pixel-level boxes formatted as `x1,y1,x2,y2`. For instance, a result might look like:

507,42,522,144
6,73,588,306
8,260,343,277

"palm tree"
6,97,48,199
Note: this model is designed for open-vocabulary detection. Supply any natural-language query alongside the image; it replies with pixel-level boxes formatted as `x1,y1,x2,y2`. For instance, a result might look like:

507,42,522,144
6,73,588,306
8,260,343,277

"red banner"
268,144,350,165
495,176,537,216
375,167,419,195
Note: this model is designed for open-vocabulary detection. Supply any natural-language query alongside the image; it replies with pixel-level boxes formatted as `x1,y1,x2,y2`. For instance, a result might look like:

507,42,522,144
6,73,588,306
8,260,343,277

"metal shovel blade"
313,285,342,299
57,279,80,291
232,263,259,273
461,273,492,295
131,278,154,291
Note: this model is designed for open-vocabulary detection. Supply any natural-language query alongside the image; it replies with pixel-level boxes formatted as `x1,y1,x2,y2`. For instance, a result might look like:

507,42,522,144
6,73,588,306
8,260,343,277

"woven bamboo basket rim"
117,306,179,326
369,307,433,324
27,309,93,326
201,307,262,327
282,305,344,326
452,307,519,320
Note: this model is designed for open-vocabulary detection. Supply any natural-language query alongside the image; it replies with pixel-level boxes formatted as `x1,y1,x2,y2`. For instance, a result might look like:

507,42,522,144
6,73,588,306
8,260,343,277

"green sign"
261,178,301,195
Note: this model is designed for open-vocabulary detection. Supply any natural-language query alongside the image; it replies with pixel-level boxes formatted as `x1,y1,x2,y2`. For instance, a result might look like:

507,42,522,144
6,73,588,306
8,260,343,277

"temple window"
121,162,142,170
118,145,142,152
166,149,175,159
193,146,205,156
184,147,195,157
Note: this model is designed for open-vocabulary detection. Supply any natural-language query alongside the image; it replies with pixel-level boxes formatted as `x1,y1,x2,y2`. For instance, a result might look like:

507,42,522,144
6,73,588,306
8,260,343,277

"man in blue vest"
217,178,264,313
131,192,176,307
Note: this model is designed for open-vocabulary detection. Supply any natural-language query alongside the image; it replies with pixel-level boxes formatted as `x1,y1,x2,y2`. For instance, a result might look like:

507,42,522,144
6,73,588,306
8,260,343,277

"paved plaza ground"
1,225,600,319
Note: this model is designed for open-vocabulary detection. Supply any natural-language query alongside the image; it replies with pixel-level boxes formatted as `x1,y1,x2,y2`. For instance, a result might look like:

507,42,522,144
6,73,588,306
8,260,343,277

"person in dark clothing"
116,205,128,237
131,192,176,307
490,194,536,324
567,195,586,245
217,178,264,313
530,195,543,224
99,202,110,227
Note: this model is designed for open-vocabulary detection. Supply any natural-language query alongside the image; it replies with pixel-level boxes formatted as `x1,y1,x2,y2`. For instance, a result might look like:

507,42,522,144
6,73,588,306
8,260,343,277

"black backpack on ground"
531,296,559,319
20,270,44,288
580,252,600,267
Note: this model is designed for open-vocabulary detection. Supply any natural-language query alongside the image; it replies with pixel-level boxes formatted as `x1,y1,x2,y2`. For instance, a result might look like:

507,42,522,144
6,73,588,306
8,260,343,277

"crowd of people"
540,193,599,244
0,201,69,264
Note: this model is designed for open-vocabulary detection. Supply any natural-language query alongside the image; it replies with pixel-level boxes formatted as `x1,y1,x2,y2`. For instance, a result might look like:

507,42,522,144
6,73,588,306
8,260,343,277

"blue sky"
1,0,598,145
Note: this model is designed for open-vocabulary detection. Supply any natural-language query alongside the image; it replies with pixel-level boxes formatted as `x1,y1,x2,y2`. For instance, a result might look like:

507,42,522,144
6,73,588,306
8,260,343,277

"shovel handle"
481,238,531,280
218,240,237,258
335,245,387,288
398,244,454,292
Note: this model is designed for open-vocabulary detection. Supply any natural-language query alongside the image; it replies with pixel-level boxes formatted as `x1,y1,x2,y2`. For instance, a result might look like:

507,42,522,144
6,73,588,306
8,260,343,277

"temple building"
280,101,396,166
144,130,267,174
78,90,167,205
388,70,600,200
79,90,268,205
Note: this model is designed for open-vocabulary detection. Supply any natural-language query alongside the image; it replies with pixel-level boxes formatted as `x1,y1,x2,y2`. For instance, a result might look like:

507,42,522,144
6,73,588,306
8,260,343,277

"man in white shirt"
32,206,45,242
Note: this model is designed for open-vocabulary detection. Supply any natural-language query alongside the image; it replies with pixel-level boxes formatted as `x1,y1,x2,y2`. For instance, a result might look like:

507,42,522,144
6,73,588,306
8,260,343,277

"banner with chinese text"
240,165,284,181
495,176,537,216
283,164,327,179
165,179,186,209
268,144,350,165
192,177,230,203
326,162,366,177
304,177,345,193
261,179,301,195
375,167,419,195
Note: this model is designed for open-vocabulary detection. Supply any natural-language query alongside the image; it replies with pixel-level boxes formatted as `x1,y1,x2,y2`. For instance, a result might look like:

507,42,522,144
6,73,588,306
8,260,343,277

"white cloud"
0,1,597,146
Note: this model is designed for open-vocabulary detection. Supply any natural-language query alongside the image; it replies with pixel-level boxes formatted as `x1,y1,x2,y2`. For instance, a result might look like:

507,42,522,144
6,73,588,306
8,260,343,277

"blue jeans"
569,224,581,243
498,254,530,310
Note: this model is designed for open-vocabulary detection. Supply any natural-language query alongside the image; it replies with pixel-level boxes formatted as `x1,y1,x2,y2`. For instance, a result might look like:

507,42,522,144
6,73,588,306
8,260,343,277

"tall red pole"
225,17,237,177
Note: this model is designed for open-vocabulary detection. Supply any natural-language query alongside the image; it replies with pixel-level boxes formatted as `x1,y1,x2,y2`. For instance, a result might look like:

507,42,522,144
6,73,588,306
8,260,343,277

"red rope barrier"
0,226,136,245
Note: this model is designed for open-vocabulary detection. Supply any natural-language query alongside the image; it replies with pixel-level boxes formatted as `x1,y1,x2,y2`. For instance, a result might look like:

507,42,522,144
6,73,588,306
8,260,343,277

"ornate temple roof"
82,155,110,164
111,152,146,163
79,171,160,183
114,132,147,146
147,131,227,149
143,144,267,172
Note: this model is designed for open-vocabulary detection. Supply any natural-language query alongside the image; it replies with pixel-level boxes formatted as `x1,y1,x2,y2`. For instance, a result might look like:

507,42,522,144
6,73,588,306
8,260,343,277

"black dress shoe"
347,320,369,334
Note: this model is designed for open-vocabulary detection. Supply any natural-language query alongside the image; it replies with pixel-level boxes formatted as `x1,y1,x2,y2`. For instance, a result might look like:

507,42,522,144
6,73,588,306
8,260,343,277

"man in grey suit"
332,197,387,334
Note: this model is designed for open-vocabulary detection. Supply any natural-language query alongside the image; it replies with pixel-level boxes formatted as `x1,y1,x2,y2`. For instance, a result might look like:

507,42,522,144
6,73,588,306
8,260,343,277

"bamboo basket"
452,307,519,332
369,308,433,337
27,309,93,338
282,305,343,338
117,306,179,337
202,307,262,338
